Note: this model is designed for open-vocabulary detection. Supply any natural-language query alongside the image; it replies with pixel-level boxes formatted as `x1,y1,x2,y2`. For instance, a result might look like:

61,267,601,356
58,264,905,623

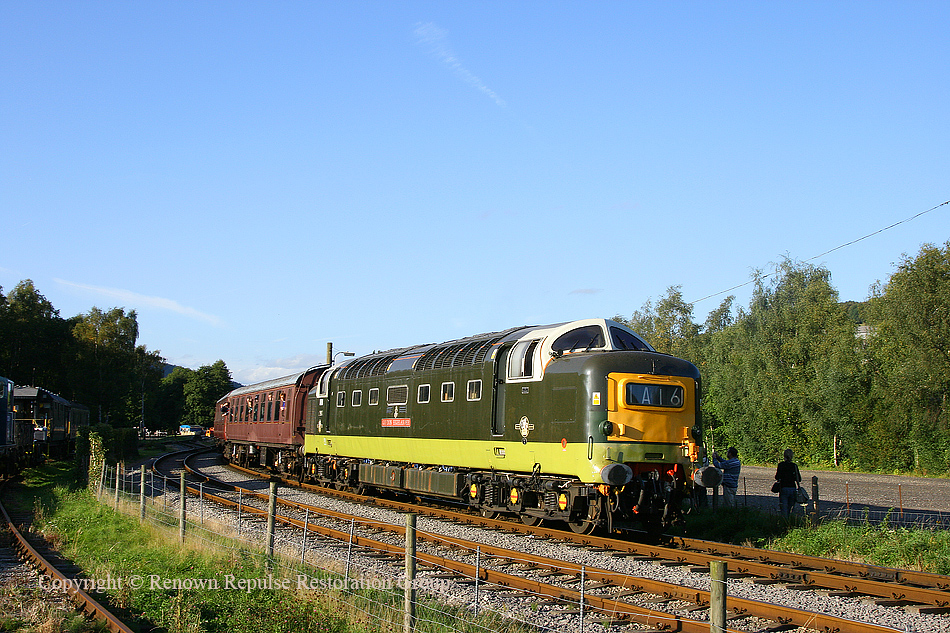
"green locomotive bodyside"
299,319,701,532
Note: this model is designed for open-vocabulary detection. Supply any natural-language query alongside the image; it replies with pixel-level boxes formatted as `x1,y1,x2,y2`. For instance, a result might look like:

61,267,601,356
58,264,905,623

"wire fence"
101,462,689,633
98,462,940,633
721,473,950,529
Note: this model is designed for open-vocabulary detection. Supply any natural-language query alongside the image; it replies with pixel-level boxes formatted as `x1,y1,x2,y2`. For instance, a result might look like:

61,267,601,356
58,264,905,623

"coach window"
267,399,273,421
352,390,362,407
336,391,346,408
418,384,430,404
508,340,539,379
441,382,455,402
369,388,379,406
467,380,482,401
279,392,287,419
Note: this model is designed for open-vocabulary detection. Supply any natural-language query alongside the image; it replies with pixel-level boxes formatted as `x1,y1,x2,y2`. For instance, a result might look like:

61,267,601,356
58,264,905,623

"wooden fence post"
179,472,186,542
710,561,727,633
404,514,416,633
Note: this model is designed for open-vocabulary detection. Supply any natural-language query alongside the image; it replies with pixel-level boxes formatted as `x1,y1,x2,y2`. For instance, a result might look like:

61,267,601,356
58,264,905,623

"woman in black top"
775,449,801,517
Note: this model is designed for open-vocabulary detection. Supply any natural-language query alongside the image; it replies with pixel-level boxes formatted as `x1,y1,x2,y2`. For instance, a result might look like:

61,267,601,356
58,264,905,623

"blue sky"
3,2,948,385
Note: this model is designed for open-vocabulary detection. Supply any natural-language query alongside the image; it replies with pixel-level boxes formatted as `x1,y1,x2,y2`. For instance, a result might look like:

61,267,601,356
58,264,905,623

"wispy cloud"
414,22,506,107
54,279,223,327
234,353,328,385
570,289,603,295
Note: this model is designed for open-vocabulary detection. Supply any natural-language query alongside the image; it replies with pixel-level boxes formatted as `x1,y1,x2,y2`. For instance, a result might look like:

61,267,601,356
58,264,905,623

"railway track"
211,455,950,611
0,486,134,633
152,449,946,633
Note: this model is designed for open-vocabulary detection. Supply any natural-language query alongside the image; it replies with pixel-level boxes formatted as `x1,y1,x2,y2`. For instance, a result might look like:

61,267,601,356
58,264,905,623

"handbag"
796,485,809,504
771,480,781,493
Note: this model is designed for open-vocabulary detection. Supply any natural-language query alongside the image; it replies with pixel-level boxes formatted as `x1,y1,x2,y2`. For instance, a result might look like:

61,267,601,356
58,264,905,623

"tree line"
3,239,948,472
615,240,950,474
0,280,232,434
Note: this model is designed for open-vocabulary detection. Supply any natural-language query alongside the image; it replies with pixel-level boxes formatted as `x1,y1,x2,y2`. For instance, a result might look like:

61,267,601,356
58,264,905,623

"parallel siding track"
0,491,134,633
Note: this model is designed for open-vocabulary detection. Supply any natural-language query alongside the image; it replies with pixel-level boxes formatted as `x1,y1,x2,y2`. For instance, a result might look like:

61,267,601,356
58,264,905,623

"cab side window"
507,340,539,379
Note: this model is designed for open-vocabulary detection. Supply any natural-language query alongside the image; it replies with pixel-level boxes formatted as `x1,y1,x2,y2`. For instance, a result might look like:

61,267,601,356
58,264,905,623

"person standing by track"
775,449,802,517
712,447,741,507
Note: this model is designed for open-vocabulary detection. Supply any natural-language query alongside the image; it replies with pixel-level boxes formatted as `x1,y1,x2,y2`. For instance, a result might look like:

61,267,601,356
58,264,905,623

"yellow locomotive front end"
571,353,701,532
604,372,698,462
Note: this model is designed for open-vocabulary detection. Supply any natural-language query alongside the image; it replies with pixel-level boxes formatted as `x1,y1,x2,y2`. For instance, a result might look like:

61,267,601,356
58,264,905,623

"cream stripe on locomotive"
303,435,688,484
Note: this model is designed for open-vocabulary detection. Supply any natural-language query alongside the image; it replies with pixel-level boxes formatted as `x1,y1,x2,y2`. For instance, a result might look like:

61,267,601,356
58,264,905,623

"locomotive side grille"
415,335,505,371
341,359,371,380
472,337,501,364
456,340,483,365
368,354,400,376
415,347,441,371
435,343,466,369
356,359,380,378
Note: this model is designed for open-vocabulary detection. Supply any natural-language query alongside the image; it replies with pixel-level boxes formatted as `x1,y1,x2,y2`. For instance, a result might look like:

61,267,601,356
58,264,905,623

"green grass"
767,517,950,574
7,463,532,633
8,464,357,633
678,505,950,574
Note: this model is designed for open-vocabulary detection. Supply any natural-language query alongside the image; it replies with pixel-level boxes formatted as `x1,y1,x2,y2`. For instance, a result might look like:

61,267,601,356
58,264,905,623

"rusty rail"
0,497,135,633
215,456,950,611
181,453,907,633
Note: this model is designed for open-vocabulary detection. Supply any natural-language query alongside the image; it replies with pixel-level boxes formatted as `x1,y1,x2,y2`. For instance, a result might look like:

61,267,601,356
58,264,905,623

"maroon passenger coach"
214,367,324,477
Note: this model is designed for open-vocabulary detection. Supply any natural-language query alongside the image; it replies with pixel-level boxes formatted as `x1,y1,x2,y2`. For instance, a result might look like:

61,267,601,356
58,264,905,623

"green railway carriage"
299,318,702,533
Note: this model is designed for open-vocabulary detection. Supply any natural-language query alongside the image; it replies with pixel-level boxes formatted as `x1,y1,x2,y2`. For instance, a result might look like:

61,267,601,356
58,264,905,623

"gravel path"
734,465,950,525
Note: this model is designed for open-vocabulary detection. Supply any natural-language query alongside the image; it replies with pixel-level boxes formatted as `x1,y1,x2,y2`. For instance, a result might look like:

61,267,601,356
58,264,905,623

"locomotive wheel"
568,519,597,535
479,508,498,519
520,513,543,527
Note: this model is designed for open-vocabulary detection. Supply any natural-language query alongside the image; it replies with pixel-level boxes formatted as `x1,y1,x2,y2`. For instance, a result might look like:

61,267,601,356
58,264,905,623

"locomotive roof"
334,320,649,378
336,324,539,379
234,319,655,390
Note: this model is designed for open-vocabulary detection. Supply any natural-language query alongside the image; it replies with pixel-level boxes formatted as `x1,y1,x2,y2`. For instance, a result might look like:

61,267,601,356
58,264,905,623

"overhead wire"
687,199,950,306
